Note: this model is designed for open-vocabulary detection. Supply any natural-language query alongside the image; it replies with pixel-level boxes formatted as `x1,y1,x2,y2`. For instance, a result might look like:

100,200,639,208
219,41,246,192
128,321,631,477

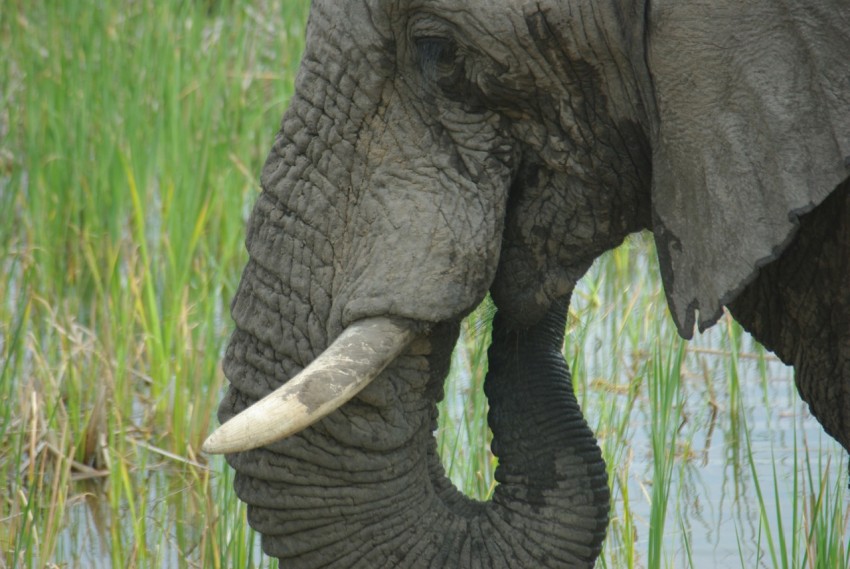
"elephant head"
204,1,850,567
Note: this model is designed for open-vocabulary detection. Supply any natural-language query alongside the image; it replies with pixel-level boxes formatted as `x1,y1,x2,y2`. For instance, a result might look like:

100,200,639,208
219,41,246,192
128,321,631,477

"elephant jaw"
203,317,424,454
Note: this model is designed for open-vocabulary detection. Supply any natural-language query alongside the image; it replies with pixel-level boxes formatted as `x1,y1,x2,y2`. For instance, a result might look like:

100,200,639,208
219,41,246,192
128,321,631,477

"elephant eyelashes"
414,36,460,83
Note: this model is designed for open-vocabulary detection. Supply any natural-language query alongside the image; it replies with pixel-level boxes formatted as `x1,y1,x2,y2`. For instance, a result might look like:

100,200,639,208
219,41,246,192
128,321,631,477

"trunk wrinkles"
217,3,609,562
221,289,608,567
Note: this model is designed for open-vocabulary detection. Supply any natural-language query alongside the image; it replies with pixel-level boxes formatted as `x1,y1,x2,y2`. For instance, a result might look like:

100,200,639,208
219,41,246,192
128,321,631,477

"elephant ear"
646,0,850,337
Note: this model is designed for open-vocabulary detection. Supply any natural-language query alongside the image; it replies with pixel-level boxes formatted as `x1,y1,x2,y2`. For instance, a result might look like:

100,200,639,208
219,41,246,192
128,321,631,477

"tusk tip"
201,430,227,454
201,406,278,454
201,420,256,454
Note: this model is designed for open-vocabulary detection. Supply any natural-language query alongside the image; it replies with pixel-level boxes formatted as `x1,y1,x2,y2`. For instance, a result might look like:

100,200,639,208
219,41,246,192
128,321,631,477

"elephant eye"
413,34,485,110
414,36,460,82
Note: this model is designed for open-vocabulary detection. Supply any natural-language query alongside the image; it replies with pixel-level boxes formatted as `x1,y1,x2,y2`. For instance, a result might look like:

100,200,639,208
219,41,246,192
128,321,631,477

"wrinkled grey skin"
217,1,850,567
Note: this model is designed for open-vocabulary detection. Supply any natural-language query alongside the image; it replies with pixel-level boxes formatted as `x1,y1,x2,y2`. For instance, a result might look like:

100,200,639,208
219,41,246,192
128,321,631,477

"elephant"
203,0,850,567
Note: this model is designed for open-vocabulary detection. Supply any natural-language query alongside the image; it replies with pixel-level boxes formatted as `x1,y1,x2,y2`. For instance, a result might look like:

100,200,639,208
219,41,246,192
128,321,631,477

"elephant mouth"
203,317,425,454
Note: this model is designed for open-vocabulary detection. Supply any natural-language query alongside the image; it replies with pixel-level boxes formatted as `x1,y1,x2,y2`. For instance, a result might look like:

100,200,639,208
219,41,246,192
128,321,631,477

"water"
36,239,848,568
571,243,848,568
604,333,845,567
440,238,848,567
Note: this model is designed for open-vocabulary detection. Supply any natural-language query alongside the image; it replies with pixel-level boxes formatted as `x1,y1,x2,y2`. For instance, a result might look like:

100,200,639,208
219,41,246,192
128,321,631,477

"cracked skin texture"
215,0,850,566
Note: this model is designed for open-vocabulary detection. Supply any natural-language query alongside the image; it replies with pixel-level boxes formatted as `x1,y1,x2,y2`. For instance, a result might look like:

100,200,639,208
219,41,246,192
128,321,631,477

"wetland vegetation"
1,1,847,567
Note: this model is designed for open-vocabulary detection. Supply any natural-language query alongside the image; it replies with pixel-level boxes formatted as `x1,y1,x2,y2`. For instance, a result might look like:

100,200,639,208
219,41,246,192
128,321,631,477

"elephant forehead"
309,0,551,53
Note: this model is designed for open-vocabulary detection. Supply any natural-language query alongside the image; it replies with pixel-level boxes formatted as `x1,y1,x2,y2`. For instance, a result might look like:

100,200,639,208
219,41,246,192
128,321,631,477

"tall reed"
1,1,307,566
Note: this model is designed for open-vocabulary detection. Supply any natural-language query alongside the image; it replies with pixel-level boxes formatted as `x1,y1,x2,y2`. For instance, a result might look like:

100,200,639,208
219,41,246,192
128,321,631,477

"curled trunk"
219,297,608,568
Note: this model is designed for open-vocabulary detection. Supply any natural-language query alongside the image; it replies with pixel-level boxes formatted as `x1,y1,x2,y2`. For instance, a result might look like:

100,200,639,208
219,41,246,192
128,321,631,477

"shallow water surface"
36,240,849,569
440,238,848,568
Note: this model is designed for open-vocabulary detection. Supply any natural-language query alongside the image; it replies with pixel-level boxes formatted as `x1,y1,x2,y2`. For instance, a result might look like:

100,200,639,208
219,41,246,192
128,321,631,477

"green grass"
440,233,849,569
2,1,847,567
1,0,308,565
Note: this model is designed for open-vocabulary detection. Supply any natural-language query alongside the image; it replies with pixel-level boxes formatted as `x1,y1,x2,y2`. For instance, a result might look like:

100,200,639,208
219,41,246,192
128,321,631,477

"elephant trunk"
215,2,607,558
480,296,609,566
220,294,608,567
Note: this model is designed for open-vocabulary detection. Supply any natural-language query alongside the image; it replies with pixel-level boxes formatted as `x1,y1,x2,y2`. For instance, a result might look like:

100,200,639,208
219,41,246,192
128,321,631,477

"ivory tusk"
202,317,418,454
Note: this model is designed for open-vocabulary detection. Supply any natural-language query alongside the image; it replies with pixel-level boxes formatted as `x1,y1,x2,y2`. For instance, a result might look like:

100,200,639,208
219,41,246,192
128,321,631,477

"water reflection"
439,235,847,567
569,238,848,568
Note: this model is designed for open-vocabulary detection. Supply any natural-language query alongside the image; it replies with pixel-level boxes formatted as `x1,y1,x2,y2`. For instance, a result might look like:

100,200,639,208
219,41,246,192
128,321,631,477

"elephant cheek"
337,181,507,327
